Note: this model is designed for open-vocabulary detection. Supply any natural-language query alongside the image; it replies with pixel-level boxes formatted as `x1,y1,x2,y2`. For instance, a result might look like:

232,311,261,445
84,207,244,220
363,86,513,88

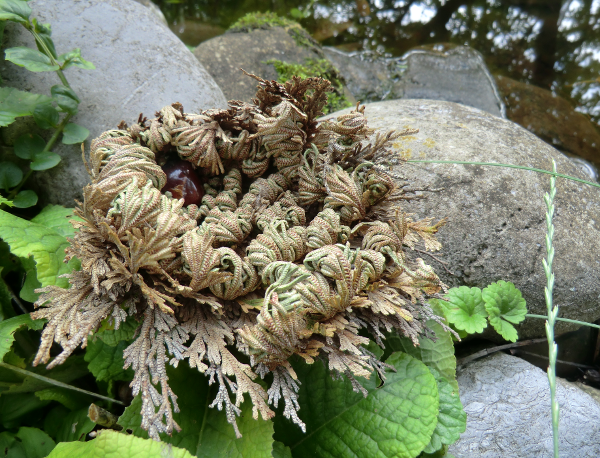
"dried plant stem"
0,362,124,405
543,159,559,458
88,403,122,429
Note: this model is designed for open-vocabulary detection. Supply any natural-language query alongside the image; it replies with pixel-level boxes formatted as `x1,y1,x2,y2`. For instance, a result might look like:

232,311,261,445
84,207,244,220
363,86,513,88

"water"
155,0,600,129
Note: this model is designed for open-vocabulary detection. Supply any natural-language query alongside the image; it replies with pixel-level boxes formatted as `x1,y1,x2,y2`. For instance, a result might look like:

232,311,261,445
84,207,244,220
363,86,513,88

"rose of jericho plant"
31,73,453,440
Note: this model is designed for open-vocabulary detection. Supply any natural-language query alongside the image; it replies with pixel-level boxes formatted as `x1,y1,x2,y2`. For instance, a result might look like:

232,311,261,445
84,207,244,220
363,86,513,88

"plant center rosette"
31,74,451,440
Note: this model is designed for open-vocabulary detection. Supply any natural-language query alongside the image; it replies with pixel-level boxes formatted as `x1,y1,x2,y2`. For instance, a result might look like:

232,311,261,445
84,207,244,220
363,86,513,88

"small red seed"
161,160,204,206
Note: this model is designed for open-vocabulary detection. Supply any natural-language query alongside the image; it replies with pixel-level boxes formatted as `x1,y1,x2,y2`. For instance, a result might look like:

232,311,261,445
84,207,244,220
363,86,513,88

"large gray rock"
449,353,600,457
0,0,226,207
328,99,600,339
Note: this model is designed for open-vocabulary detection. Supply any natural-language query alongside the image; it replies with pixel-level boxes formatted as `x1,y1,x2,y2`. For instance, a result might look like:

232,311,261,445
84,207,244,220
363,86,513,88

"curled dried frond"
34,73,451,440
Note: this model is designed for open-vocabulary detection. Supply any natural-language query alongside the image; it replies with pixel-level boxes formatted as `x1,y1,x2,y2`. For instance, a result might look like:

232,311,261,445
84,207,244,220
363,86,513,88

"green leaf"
33,104,59,129
62,123,89,144
0,240,21,278
97,315,139,346
422,368,466,454
0,195,14,207
437,286,488,334
0,161,22,190
0,87,52,126
272,441,292,458
85,337,133,382
118,363,274,457
19,256,41,302
0,0,31,24
14,133,45,160
12,190,38,208
58,48,95,70
482,281,527,342
0,208,80,289
7,354,89,394
274,353,439,458
0,314,43,360
43,405,95,442
31,18,57,59
5,46,60,72
0,392,50,427
0,275,13,321
46,430,194,458
35,387,90,411
30,151,61,171
51,85,79,115
0,427,56,458
30,205,79,238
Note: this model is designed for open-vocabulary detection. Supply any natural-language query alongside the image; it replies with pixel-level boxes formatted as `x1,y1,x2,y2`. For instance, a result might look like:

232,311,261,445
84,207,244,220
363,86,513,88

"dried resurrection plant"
32,73,452,440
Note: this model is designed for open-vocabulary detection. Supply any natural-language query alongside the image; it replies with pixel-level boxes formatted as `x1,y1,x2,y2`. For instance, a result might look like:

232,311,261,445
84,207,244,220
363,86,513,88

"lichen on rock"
32,73,451,440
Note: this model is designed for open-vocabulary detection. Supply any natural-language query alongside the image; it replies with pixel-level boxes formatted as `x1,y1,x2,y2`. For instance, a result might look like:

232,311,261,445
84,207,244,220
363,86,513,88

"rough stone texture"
449,353,600,457
0,0,227,207
399,46,505,117
328,99,600,339
194,26,325,103
496,75,600,170
321,47,404,103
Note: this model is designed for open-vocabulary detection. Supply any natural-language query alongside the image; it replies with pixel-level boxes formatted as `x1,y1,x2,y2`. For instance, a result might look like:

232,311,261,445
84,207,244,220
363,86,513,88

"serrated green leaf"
482,281,527,342
19,256,41,302
0,208,80,289
43,405,95,442
51,85,79,115
117,363,274,457
0,161,22,190
30,205,79,238
422,368,466,454
46,430,194,458
5,47,59,72
62,122,89,144
14,133,46,160
33,103,59,129
30,151,61,170
0,0,31,24
58,48,95,70
438,286,488,334
272,441,292,458
85,337,133,382
97,315,139,346
0,195,14,207
274,352,439,458
12,190,37,208
0,87,52,126
0,314,43,360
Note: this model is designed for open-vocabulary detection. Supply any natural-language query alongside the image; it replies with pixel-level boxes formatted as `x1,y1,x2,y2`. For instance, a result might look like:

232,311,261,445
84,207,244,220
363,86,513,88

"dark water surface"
155,0,600,129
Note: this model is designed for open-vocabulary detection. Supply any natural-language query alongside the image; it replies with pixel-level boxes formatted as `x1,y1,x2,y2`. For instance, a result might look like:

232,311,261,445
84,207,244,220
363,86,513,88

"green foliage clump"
0,0,93,209
228,11,299,32
432,281,528,342
266,58,353,114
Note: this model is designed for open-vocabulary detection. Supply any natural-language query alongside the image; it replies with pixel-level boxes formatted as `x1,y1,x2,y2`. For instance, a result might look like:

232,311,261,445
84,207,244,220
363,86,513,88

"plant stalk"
526,314,600,330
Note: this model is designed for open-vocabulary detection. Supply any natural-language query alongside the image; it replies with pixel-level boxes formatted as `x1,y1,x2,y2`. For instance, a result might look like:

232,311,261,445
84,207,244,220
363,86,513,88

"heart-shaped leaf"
0,161,22,190
14,133,45,160
12,190,37,208
30,151,61,171
62,123,89,144
5,47,59,72
482,280,527,342
439,286,488,334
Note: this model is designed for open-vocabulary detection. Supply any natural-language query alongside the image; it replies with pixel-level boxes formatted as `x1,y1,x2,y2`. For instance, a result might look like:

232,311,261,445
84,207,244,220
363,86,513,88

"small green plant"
432,281,528,342
0,0,93,208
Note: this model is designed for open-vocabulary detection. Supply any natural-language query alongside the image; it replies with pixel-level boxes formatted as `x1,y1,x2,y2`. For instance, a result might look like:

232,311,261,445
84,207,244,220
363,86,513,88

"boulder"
0,0,227,207
449,353,600,457
496,75,600,170
328,99,600,339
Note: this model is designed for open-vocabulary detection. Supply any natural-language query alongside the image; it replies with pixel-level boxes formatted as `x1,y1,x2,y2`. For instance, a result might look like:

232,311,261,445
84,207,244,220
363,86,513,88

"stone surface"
496,75,600,170
194,26,325,103
328,99,600,339
0,0,227,207
449,353,600,457
399,46,505,117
